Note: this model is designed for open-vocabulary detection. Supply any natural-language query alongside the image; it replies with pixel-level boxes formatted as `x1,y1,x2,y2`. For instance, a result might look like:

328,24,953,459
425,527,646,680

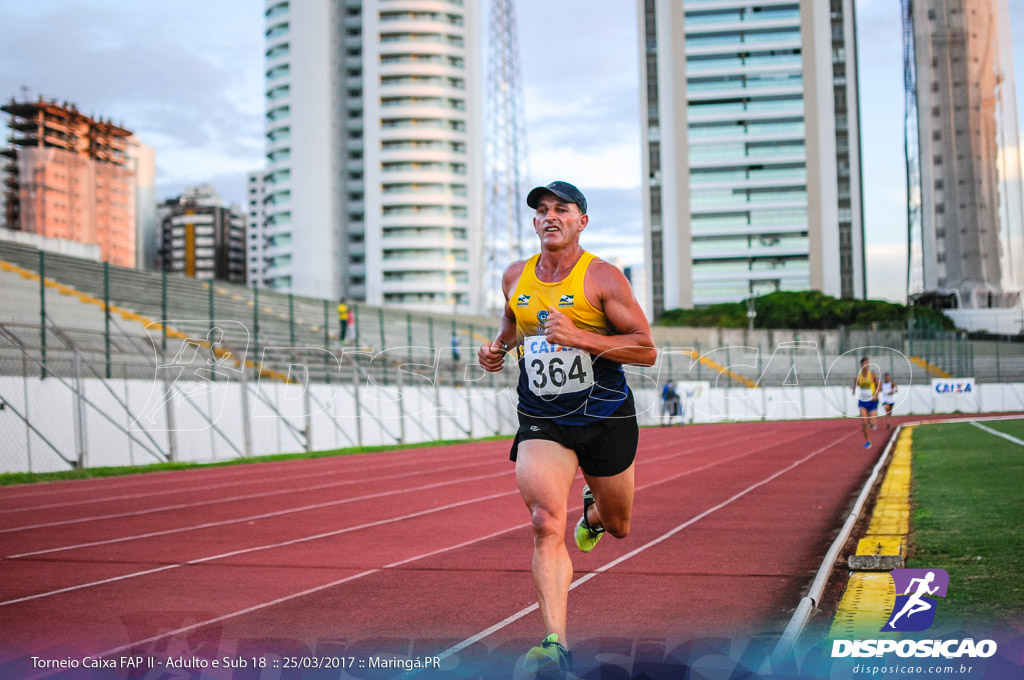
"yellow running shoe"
523,633,573,675
573,485,604,553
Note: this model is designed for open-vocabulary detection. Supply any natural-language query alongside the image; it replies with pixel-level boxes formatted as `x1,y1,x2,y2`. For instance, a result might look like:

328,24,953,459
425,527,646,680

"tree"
657,291,954,330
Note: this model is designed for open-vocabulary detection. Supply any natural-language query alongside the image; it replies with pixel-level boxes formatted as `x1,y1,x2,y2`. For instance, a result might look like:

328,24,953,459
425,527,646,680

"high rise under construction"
1,97,137,268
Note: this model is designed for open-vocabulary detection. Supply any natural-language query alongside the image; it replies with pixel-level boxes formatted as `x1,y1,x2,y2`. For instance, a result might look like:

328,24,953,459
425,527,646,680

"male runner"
880,372,897,428
852,357,879,449
478,181,656,674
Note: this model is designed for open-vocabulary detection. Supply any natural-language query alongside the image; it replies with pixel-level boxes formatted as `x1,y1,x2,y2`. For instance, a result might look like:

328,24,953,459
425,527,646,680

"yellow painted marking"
829,426,917,633
910,355,951,379
855,536,904,556
866,509,910,536
829,573,897,640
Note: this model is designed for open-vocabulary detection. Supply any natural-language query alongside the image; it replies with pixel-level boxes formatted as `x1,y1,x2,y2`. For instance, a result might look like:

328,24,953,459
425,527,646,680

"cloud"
865,243,907,303
0,0,263,200
517,0,640,192
156,171,249,208
529,143,642,190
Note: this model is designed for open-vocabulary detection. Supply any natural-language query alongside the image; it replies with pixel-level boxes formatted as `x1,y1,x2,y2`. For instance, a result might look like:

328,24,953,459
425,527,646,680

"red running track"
0,418,903,676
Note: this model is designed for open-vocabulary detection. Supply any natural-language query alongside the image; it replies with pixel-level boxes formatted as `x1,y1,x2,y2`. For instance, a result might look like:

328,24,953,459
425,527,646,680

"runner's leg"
582,462,635,539
516,439,579,646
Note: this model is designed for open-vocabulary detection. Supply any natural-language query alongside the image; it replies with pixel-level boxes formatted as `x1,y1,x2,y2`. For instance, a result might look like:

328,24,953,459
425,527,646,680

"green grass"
0,434,512,487
909,419,1024,631
975,418,1024,440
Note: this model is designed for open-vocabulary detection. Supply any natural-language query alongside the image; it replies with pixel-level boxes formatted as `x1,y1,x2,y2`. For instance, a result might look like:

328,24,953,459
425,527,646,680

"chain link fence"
3,239,1024,474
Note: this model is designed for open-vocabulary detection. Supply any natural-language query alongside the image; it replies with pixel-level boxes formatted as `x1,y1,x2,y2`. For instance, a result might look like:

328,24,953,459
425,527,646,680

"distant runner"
853,357,879,449
477,181,656,675
880,372,897,428
661,379,680,426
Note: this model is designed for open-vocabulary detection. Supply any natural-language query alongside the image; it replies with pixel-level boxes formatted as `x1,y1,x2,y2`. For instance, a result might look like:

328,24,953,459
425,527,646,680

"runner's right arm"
478,262,526,372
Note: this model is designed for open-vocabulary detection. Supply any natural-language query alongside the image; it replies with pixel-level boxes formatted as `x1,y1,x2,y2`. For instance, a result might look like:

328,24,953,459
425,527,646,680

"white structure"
126,135,158,271
246,171,268,287
5,369,1023,473
906,0,1023,311
260,0,483,312
638,0,865,315
157,185,247,284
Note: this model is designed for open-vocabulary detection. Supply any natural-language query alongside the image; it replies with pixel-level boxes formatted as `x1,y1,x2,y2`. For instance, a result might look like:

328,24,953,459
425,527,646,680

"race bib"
858,387,874,401
523,335,594,397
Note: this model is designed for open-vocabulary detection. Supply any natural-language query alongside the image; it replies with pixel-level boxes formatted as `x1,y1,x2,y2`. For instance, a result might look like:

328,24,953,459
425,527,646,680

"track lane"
0,424,763,555
0,439,517,508
1,419,887,670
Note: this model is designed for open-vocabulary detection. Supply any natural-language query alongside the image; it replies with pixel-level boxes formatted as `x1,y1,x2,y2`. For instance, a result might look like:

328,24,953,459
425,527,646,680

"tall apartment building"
905,0,1022,309
127,135,158,271
245,171,269,287
638,0,865,315
157,184,246,284
260,0,483,312
1,97,137,267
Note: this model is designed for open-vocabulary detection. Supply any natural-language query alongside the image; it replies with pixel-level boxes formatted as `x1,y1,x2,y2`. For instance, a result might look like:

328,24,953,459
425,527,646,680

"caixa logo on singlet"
831,568,997,659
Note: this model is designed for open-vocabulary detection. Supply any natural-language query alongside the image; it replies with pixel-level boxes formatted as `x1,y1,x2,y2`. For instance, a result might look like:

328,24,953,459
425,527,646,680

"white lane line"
970,420,1024,447
1,428,787,603
0,440,510,502
4,428,771,551
2,467,513,561
0,449,500,513
16,424,826,672
0,487,516,608
0,456,505,536
431,429,857,663
0,454,366,501
1,421,761,506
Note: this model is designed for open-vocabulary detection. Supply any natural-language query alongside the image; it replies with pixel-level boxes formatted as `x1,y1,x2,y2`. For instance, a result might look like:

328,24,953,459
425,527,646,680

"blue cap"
526,181,587,214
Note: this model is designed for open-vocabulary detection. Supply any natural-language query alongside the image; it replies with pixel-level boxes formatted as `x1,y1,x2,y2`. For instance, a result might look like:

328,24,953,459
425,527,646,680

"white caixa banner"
930,377,978,412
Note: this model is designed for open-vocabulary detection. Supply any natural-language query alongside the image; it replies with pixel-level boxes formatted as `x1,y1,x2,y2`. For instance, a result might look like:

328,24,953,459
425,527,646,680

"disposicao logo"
884,568,947,632
516,294,531,307
558,294,574,307
831,568,997,659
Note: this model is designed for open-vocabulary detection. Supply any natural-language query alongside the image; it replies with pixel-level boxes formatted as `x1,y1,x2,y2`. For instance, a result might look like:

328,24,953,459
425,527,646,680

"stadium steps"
0,256,295,383
909,355,951,379
0,239,510,386
0,240,980,388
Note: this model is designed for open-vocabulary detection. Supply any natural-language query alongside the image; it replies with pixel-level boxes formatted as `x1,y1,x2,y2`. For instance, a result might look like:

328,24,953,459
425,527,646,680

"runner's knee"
602,516,630,539
529,505,565,541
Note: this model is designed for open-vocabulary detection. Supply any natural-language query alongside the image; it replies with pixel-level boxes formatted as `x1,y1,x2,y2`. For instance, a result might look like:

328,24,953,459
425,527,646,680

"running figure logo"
883,568,949,632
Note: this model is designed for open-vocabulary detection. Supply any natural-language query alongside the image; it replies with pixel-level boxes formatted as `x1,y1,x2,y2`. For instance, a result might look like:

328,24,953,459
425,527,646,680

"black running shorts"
509,391,639,477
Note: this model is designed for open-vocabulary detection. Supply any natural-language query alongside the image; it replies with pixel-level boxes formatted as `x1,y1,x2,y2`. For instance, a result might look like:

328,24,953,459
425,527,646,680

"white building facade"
261,0,483,312
245,171,268,287
638,0,865,315
126,135,158,271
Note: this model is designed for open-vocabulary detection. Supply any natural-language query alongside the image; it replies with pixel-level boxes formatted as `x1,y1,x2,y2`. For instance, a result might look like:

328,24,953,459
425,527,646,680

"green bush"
657,291,955,330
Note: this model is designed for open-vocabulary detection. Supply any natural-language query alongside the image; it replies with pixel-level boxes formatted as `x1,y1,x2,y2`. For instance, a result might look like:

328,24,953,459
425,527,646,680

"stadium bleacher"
1,238,1018,388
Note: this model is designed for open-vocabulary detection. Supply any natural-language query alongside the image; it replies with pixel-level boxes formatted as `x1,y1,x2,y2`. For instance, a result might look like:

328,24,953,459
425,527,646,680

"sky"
1,0,1022,304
